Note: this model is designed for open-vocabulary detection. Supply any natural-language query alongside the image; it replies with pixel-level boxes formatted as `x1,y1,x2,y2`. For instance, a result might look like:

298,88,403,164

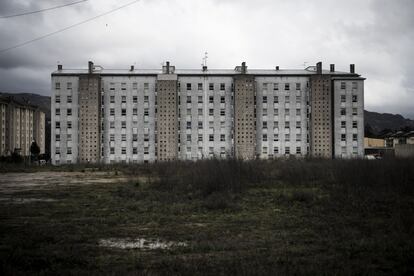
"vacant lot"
0,159,413,275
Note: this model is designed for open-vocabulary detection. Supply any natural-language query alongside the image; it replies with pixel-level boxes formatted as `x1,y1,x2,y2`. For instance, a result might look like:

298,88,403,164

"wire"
0,0,140,54
0,0,88,19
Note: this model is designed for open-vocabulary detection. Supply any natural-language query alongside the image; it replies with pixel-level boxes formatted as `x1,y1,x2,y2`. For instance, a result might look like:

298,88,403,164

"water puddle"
99,238,187,250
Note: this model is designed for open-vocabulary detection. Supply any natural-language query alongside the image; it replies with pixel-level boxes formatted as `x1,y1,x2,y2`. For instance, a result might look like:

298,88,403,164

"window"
67,95,72,103
133,96,138,103
220,96,225,103
341,121,346,128
353,134,358,141
110,122,115,129
352,121,357,128
220,109,225,116
56,147,60,154
198,96,203,103
110,96,115,103
198,134,203,142
285,96,290,103
144,108,149,116
220,83,225,90
263,96,267,103
352,95,358,102
220,134,225,141
55,95,60,103
296,134,301,141
285,83,290,90
296,96,301,103
274,109,279,116
121,83,126,90
110,147,115,154
209,96,214,103
132,82,138,90
263,108,268,116
285,108,290,115
187,83,192,90
132,134,138,141
186,108,191,115
144,83,149,89
122,96,126,103
209,83,214,90
133,108,138,116
285,134,290,141
55,108,60,116
296,83,301,90
352,82,358,89
263,83,268,90
198,108,203,116
273,83,279,90
55,134,60,142
110,108,115,116
274,134,279,142
209,134,214,141
262,147,268,154
296,121,301,128
352,108,358,116
67,134,72,141
122,147,126,154
285,147,290,155
65,82,72,90
285,121,290,129
263,121,267,129
122,121,126,129
122,134,127,141
296,147,301,154
110,134,115,141
341,82,346,89
133,147,138,154
55,82,60,90
340,108,346,116
186,121,192,129
144,96,149,103
198,121,203,129
122,109,126,116
341,134,346,141
67,121,72,129
274,147,279,154
198,83,203,90
296,109,301,116
187,96,192,103
209,109,214,116
186,134,191,142
263,134,267,141
67,108,72,116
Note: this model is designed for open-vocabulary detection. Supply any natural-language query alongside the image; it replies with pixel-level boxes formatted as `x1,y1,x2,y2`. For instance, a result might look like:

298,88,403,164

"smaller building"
364,137,385,148
382,130,414,158
0,96,45,156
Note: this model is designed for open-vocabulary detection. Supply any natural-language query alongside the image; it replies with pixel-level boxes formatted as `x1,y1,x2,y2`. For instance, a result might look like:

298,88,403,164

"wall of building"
364,137,385,148
333,79,364,158
395,144,414,158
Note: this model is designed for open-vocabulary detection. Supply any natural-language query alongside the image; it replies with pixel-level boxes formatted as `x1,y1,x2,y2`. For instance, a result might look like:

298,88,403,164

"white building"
51,61,364,164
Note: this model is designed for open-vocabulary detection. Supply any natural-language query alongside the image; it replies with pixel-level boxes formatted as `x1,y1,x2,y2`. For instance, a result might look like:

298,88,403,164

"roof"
51,67,362,77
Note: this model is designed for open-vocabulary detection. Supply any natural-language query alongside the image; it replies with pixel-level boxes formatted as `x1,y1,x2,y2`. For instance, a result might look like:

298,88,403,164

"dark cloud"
0,0,413,118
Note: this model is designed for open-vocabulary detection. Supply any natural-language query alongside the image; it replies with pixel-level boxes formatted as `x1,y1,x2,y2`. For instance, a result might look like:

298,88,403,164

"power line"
0,0,140,54
0,0,88,19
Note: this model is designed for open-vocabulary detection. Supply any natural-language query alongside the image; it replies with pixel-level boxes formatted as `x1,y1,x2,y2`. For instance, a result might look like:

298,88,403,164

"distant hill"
364,110,414,136
0,92,51,120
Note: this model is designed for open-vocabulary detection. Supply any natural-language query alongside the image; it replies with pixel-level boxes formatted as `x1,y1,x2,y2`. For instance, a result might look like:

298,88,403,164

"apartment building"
51,61,365,164
0,97,45,156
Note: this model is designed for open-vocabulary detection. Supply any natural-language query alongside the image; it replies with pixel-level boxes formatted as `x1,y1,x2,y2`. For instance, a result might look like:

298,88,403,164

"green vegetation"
0,158,413,275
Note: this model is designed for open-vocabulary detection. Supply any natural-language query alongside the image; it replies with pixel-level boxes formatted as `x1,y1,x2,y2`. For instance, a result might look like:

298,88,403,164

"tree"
30,141,40,162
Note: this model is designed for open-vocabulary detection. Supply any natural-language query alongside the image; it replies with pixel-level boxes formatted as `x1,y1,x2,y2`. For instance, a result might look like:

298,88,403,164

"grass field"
0,158,413,275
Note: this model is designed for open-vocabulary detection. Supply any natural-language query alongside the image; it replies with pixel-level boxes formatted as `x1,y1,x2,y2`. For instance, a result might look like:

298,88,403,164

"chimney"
57,64,62,71
316,62,322,74
166,61,170,74
350,64,355,74
130,65,134,71
202,65,208,72
88,61,94,74
276,66,279,71
241,61,247,74
330,64,335,72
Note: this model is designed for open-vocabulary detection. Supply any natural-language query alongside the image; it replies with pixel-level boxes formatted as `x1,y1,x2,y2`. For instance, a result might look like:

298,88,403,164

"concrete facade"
51,61,365,164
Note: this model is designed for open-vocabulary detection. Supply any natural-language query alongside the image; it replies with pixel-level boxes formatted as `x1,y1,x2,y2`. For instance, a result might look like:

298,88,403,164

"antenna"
303,61,308,68
202,51,208,67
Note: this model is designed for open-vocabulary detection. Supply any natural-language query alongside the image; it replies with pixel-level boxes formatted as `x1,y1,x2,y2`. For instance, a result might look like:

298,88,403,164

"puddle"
0,197,57,204
99,238,187,250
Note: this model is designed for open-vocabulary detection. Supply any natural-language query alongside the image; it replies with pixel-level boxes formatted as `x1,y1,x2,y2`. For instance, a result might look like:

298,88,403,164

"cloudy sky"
0,0,413,118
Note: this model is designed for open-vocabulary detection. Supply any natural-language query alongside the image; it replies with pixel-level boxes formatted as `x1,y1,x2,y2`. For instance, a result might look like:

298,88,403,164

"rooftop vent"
330,64,335,72
57,64,62,71
276,66,279,71
350,64,355,74
88,61,94,74
316,61,322,74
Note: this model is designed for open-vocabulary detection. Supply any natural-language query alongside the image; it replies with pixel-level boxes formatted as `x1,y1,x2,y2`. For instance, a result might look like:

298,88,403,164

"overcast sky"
0,0,413,118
